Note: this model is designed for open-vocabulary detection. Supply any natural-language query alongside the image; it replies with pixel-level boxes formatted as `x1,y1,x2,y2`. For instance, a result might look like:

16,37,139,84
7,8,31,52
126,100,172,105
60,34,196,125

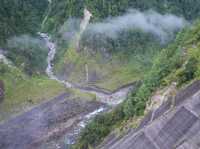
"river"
38,8,134,148
38,31,133,148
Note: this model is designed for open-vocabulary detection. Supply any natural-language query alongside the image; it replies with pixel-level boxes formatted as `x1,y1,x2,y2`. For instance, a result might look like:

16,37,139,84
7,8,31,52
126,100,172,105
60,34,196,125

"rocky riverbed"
0,93,106,149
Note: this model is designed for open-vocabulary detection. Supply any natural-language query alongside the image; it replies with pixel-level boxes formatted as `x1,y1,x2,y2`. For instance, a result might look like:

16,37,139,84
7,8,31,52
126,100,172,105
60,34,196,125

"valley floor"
0,92,104,149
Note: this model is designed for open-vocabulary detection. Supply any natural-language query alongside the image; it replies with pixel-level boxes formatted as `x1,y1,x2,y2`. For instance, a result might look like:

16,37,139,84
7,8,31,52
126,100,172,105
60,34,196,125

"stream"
0,49,12,66
39,32,132,106
0,9,134,149
38,31,133,148
38,8,134,148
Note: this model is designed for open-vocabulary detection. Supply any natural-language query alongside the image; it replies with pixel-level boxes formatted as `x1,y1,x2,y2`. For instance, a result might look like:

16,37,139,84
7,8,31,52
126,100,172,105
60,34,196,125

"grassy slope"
54,45,152,91
0,63,65,121
52,17,161,92
51,12,164,91
162,21,200,87
0,63,95,121
44,0,200,92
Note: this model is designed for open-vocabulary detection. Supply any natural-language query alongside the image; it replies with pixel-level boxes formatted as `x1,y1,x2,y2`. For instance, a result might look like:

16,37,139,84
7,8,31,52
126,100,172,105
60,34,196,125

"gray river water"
38,9,133,148
39,32,133,147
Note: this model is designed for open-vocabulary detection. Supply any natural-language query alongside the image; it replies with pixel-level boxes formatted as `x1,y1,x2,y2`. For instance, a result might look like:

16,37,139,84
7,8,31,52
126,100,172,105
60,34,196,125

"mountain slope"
0,63,66,121
99,80,200,149
73,19,200,149
43,2,191,91
1,1,200,148
0,0,48,46
41,0,200,92
44,0,200,32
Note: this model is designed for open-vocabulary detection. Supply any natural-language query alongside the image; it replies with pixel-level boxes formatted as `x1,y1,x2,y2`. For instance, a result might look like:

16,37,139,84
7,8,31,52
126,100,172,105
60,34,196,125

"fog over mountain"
2,1,200,149
87,10,188,42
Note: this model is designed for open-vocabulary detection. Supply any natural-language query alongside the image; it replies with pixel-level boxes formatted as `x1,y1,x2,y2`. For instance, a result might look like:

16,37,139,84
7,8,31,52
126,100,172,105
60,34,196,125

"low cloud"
7,35,47,50
86,9,188,42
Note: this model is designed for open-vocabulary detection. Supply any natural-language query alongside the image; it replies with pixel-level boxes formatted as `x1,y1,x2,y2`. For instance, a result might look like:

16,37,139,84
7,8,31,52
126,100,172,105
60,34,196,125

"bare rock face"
0,80,4,103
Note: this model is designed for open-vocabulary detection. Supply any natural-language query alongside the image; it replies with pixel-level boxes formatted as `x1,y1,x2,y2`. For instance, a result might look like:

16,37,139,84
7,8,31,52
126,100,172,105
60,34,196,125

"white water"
64,107,106,146
39,33,73,88
0,54,11,66
39,8,133,148
0,49,12,66
39,31,132,105
40,30,130,104
79,107,105,128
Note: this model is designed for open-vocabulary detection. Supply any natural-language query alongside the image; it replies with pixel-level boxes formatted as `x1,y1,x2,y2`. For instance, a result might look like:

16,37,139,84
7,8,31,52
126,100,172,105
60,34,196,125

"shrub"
6,35,48,75
74,105,125,149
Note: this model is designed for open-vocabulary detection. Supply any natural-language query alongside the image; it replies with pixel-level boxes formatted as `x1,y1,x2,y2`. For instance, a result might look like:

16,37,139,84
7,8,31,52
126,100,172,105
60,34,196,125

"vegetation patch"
0,63,66,121
54,28,163,91
74,20,200,149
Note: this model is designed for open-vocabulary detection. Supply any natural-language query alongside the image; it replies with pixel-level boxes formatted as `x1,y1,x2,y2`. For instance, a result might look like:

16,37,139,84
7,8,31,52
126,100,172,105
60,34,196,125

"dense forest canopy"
44,0,200,32
43,0,200,65
1,0,200,46
0,0,48,46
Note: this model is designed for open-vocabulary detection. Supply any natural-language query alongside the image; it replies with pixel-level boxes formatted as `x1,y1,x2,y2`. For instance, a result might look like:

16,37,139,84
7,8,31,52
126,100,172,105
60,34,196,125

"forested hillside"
0,0,48,46
74,19,200,149
44,0,200,33
38,1,200,147
0,0,64,121
1,0,200,149
45,0,196,91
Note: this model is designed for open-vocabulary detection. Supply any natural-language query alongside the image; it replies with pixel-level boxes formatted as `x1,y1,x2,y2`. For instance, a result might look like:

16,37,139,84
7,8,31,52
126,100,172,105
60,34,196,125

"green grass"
54,47,148,91
0,64,66,120
0,63,96,121
95,55,146,91
69,88,97,101
73,22,200,149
